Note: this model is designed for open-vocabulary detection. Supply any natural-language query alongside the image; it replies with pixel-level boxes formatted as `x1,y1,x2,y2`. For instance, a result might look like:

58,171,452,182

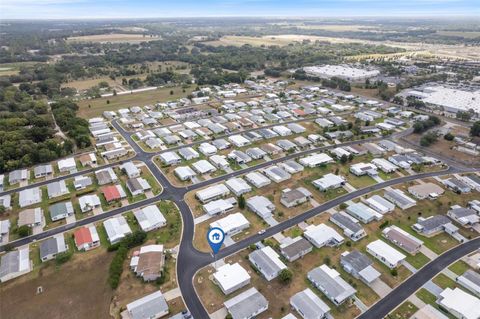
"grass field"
0,62,43,76
67,33,160,43
437,31,480,39
389,301,419,319
77,85,195,118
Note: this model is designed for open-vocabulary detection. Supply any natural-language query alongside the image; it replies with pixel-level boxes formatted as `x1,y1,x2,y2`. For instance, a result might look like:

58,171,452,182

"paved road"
2,116,478,319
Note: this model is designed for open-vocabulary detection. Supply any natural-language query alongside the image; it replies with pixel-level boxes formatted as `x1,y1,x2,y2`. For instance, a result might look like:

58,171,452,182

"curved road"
2,118,478,319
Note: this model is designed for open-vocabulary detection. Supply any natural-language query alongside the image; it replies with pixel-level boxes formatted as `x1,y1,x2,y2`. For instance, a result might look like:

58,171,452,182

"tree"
444,133,454,141
390,268,398,276
17,225,31,237
238,195,246,210
471,121,480,137
340,154,348,164
278,269,293,284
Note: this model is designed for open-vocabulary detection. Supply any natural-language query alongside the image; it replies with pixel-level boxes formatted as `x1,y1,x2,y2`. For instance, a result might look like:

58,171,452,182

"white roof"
304,224,343,246
213,263,250,293
299,153,333,166
192,160,216,174
438,288,480,319
78,194,101,211
160,151,181,163
104,216,132,243
134,205,166,231
57,157,76,170
313,173,345,188
225,177,251,194
174,166,196,179
228,134,250,146
196,184,230,202
203,198,235,215
245,172,271,187
367,240,406,265
210,212,250,234
199,142,218,155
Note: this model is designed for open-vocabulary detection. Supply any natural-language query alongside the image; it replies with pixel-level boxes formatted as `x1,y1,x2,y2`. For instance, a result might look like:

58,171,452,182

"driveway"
370,278,393,298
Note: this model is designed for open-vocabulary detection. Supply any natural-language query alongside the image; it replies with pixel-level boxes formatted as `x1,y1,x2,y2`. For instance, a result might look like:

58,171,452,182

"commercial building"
304,65,379,81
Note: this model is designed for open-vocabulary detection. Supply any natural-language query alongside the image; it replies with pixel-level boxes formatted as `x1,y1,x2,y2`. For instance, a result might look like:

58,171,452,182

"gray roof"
0,250,19,278
127,291,169,319
308,265,356,304
290,289,330,319
416,215,452,232
340,250,373,273
331,213,363,233
39,236,63,259
449,207,477,218
281,237,313,260
384,189,414,207
461,269,480,286
224,287,268,319
249,249,282,277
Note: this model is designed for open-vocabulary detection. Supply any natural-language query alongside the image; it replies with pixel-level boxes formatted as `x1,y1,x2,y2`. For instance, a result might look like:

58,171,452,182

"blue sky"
1,0,479,19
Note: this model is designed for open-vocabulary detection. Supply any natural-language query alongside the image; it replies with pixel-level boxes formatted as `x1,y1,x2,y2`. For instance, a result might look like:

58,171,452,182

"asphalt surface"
2,118,478,319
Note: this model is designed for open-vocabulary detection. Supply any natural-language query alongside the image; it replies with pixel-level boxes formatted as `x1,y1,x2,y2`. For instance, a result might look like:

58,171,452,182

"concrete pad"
370,278,393,298
442,268,458,281
298,221,309,230
407,295,426,308
145,190,154,199
224,236,235,247
239,164,248,169
401,260,418,273
310,198,320,208
273,233,285,242
65,215,76,224
264,216,278,227
92,207,104,216
121,199,129,206
343,183,357,192
194,214,213,225
422,280,443,297
372,175,385,183
163,287,181,301
419,246,438,260
353,295,368,313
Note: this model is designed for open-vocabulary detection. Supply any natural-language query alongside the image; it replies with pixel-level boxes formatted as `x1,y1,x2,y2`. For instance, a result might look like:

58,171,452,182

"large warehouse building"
303,65,380,81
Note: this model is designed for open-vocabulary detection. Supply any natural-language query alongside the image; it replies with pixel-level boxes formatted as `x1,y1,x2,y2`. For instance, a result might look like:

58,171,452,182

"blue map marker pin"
207,227,225,255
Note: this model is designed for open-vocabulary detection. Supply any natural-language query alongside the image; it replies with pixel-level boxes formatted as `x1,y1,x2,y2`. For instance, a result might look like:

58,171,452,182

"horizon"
1,0,480,20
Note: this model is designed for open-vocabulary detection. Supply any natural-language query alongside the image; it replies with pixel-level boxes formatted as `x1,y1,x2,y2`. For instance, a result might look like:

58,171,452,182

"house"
145,137,164,149
130,245,164,281
225,177,252,196
163,134,181,145
224,287,268,319
444,178,472,193
315,118,334,128
330,213,366,241
261,143,283,155
365,195,395,214
49,201,74,221
210,212,250,236
212,139,231,150
103,216,132,244
249,246,287,281
47,180,68,199
307,264,356,306
383,225,424,255
78,153,97,167
246,147,267,160
366,239,406,269
299,153,333,168
287,123,306,134
126,177,151,196
349,162,378,176
102,184,127,202
346,203,383,223
213,263,251,295
39,234,68,262
412,215,457,237
210,155,230,170
178,147,200,161
247,196,275,219
78,194,101,213
0,248,31,282
408,183,445,200
196,184,230,203
57,157,77,173
280,187,312,208
203,198,236,215
447,206,479,227
273,125,292,136
457,269,480,297
371,158,398,173
290,288,331,319
120,162,141,178
228,135,251,148
159,152,181,166
263,165,291,183
8,169,28,184
384,188,417,210
436,288,480,319
313,174,345,191
279,236,313,262
244,171,270,188
174,166,197,181
123,290,169,319
74,175,93,190
279,160,304,174
34,164,53,179
198,142,218,156
95,167,118,185
101,147,128,160
304,224,344,248
18,208,43,228
0,219,10,241
133,205,167,232
228,150,252,164
74,226,100,251
331,147,351,159
192,160,217,174
340,250,381,284
0,195,11,210
293,136,312,149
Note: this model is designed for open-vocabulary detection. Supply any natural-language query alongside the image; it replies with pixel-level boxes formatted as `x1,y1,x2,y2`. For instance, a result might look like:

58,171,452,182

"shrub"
278,269,293,284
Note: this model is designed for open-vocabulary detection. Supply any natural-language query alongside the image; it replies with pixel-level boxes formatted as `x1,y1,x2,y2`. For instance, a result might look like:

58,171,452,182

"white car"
258,229,266,235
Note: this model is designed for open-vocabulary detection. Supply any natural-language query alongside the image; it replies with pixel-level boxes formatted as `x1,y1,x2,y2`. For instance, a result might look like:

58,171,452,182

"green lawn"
448,260,470,276
405,252,430,269
416,288,437,304
433,273,456,289
389,301,418,319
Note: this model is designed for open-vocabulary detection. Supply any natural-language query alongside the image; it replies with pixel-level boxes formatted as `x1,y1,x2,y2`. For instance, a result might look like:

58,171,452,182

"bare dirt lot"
0,250,114,319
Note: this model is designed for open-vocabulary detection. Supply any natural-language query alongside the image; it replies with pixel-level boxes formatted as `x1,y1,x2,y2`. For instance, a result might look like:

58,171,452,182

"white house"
103,216,132,244
366,239,406,269
133,205,167,232
210,212,250,236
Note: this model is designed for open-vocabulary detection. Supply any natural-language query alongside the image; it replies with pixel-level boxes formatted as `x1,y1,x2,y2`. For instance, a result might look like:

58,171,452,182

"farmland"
67,33,160,43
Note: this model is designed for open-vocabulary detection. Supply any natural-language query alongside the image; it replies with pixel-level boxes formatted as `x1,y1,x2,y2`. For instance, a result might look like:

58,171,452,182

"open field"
0,248,114,319
67,33,160,43
390,301,419,319
77,85,195,118
437,31,480,39
0,62,44,76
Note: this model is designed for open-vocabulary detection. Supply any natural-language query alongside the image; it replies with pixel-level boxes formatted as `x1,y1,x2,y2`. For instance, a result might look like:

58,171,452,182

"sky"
1,0,479,19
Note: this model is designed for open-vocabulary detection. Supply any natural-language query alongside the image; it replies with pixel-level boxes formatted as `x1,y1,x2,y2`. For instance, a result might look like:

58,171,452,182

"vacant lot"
0,250,113,319
67,33,160,43
77,85,195,118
